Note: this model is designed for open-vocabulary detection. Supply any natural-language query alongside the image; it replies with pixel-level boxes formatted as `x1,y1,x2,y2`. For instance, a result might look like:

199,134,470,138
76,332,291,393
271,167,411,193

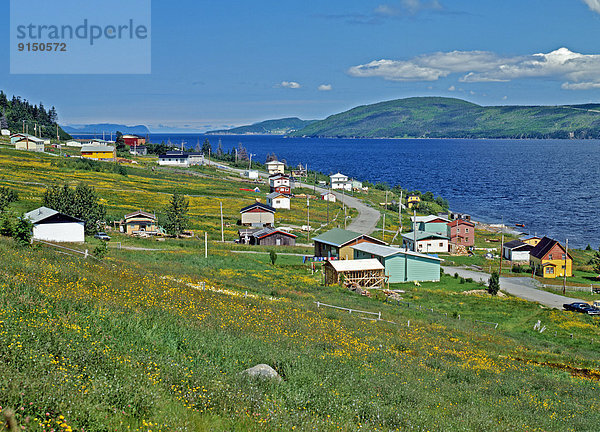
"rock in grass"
241,364,282,382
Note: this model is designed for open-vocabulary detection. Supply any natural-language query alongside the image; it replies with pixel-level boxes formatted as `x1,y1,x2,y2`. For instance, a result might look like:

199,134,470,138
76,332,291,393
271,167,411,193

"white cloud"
502,96,508,100
447,85,456,91
280,81,301,89
349,47,600,90
583,0,600,14
318,84,333,91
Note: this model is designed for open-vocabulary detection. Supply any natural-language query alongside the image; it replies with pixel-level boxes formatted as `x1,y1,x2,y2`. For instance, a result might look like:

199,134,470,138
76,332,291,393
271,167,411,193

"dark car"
563,302,600,315
94,232,111,241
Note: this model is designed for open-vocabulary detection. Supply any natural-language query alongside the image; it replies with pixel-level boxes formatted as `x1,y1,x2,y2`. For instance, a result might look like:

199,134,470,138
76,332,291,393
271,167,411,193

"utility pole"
342,187,346,229
220,202,224,242
563,239,569,295
326,186,330,225
313,172,316,194
399,190,403,232
22,120,25,134
382,190,388,242
307,197,311,234
205,232,208,258
413,209,417,252
499,217,505,276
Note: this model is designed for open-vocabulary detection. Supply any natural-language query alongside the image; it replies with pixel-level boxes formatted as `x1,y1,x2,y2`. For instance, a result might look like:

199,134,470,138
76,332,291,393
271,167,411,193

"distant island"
280,97,600,139
62,123,150,135
207,117,316,135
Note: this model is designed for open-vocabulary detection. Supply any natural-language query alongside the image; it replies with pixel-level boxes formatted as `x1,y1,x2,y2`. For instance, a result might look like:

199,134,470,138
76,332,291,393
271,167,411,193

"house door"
276,238,281,246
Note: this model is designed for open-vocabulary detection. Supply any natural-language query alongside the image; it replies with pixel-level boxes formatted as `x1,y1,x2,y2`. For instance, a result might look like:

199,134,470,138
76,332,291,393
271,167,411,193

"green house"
352,243,443,283
411,215,450,236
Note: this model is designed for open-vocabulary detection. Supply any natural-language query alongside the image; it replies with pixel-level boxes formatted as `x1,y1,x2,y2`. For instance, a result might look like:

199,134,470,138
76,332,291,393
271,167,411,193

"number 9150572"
18,42,67,52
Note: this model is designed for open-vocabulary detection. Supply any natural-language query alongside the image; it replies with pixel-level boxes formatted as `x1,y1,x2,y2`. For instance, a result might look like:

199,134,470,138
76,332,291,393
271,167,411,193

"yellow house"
529,237,572,279
120,210,159,236
81,145,116,161
407,195,421,209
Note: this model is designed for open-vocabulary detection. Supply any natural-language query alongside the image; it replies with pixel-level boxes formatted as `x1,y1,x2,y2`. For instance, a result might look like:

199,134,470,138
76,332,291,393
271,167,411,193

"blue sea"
80,133,600,249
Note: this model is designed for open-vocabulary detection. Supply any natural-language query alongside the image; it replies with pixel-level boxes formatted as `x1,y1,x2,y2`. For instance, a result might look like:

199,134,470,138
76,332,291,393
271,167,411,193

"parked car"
563,302,600,315
94,232,111,241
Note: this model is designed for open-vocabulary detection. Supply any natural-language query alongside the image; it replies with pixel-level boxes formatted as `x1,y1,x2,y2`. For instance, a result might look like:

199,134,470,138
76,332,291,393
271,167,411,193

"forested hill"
207,117,316,135
289,97,600,139
0,91,71,140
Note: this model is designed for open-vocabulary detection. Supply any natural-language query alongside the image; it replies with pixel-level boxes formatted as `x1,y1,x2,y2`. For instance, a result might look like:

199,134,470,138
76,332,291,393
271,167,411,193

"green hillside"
0,91,71,140
290,97,600,139
207,117,316,135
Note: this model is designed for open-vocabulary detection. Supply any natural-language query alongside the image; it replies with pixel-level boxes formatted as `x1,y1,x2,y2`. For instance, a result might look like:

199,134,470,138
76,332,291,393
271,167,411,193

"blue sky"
4,0,600,131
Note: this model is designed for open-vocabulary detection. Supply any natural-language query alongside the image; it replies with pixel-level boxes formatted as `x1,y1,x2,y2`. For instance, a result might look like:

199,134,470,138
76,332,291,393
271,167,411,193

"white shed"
24,207,85,243
1,129,10,136
502,240,534,261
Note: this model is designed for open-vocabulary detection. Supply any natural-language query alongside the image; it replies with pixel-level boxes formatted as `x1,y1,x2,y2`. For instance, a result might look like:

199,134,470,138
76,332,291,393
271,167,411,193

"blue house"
352,243,443,283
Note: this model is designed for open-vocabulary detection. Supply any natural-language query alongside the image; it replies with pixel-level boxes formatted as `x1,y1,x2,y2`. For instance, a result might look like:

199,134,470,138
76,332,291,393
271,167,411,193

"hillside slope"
291,97,600,139
62,123,150,135
207,117,316,135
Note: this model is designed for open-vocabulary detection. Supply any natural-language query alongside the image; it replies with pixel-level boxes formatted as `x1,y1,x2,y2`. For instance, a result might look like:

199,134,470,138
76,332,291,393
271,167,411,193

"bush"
465,277,473,283
0,212,14,236
93,240,108,259
488,271,500,296
512,264,522,273
269,250,277,266
454,273,459,279
459,277,465,284
13,216,33,247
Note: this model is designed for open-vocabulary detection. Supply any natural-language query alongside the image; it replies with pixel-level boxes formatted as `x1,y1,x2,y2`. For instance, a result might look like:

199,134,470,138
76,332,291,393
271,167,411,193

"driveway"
443,266,583,309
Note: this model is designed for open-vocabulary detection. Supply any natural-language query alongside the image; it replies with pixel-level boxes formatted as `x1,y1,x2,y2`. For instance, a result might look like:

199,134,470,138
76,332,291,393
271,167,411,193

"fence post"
378,311,381,320
458,314,460,320
316,301,320,308
407,320,410,327
84,249,88,259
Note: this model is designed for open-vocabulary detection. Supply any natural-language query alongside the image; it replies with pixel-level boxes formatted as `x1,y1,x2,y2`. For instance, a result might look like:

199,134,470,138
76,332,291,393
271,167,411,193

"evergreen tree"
236,142,248,161
195,139,201,153
590,248,600,275
201,138,212,156
216,139,224,157
0,187,18,212
162,193,190,236
0,110,8,129
488,271,500,296
115,131,126,151
43,183,106,235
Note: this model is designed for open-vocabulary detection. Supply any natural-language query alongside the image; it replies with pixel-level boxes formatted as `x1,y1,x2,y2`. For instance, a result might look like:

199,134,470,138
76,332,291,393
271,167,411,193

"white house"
266,192,291,210
330,173,351,191
503,240,534,261
1,129,10,136
266,160,285,175
321,192,337,203
402,231,449,254
269,174,290,188
24,207,85,243
158,151,204,167
66,140,83,148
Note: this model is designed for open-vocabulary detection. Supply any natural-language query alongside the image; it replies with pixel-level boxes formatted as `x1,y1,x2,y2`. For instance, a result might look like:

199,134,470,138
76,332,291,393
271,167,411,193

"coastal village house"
323,259,387,289
402,231,449,254
313,228,386,260
530,237,573,279
352,243,442,283
266,192,291,210
503,240,534,262
407,195,421,209
122,135,146,147
243,170,259,180
266,160,285,175
240,201,276,227
130,145,148,156
330,173,351,191
158,151,204,167
81,145,116,161
25,207,85,243
447,219,475,248
321,192,336,203
412,215,450,236
449,212,471,222
238,227,296,246
14,136,45,152
119,210,159,236
269,174,291,194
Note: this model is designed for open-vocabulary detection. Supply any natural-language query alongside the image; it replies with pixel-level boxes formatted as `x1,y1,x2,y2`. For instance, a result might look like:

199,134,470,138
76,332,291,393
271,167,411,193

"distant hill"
290,97,600,139
62,124,150,135
207,117,316,135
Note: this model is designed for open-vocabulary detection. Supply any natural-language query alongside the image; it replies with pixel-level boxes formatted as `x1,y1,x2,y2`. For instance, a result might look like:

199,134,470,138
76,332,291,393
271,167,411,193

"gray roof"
81,145,115,153
267,192,289,199
352,242,443,262
24,207,58,224
402,230,449,242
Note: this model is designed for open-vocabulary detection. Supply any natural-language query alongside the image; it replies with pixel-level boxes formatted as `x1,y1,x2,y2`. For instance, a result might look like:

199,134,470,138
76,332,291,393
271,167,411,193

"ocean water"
122,134,600,248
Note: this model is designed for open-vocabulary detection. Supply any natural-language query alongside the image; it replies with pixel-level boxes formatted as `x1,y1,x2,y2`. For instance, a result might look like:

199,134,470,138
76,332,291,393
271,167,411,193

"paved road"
443,266,583,309
197,161,382,235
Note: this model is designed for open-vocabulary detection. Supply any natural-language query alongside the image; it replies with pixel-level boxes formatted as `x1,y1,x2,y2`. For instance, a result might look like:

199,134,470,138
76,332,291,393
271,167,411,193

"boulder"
241,364,282,382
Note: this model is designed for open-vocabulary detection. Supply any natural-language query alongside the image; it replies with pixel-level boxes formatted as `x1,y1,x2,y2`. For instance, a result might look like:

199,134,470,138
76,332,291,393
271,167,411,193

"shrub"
488,271,500,296
93,240,108,259
0,212,14,236
269,250,277,266
512,264,522,273
12,216,33,247
454,273,459,279
459,277,465,284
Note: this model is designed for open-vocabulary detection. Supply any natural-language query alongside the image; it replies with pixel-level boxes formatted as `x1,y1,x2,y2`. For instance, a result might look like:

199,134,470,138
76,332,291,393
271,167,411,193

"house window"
457,228,460,233
561,254,566,260
546,267,554,274
465,228,469,233
439,242,444,247
548,254,552,260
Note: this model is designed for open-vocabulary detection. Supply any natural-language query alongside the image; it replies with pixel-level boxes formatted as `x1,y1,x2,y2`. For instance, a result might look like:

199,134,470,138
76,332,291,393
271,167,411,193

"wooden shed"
323,259,387,289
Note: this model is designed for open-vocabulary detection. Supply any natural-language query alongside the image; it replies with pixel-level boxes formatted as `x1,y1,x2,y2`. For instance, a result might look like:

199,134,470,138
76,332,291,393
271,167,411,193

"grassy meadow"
1,145,600,431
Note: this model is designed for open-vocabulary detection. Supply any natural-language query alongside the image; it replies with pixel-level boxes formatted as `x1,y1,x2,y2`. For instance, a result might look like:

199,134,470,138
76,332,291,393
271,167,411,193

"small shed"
25,207,85,243
352,243,442,283
323,259,386,289
14,137,45,152
267,192,290,210
321,192,336,203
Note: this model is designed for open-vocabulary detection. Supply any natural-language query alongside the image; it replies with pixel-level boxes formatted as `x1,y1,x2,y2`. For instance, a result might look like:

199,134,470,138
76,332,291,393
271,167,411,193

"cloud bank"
348,47,600,90
279,81,301,89
582,0,600,14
